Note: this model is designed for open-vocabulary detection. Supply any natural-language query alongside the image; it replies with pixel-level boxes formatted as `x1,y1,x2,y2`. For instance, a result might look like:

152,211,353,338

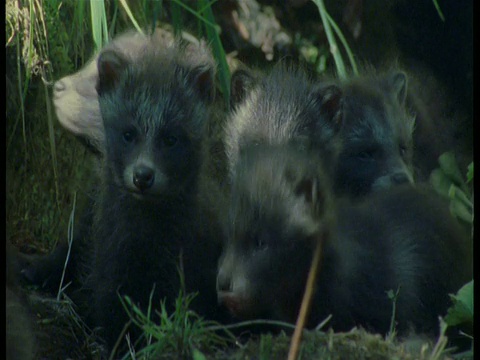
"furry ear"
312,84,344,131
230,69,258,108
184,64,216,103
388,71,408,105
96,50,130,96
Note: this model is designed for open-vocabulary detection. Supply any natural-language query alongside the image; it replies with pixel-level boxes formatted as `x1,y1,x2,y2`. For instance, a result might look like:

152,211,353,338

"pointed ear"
230,69,258,108
388,71,408,105
312,84,343,131
184,64,215,103
96,50,130,96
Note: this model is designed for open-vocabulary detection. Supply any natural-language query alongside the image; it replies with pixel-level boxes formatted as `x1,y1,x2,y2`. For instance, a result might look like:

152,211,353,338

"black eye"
163,135,178,147
399,145,407,157
357,149,375,160
123,130,136,143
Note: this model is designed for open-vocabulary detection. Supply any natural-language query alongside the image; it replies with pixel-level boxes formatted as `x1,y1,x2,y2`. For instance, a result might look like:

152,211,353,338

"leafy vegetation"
429,155,474,355
312,0,358,78
430,152,473,226
116,277,235,359
445,280,474,329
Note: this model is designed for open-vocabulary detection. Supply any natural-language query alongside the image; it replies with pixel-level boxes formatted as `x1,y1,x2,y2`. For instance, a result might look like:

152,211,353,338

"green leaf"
429,168,453,198
432,0,445,22
444,280,473,327
192,348,208,360
448,185,473,209
386,289,394,300
450,199,473,224
466,162,473,183
448,185,473,224
438,152,466,190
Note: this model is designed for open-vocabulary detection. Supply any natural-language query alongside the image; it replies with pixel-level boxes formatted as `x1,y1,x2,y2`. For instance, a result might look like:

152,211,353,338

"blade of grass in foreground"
90,0,108,50
325,12,358,76
118,0,144,34
197,0,231,106
169,0,230,105
312,0,347,79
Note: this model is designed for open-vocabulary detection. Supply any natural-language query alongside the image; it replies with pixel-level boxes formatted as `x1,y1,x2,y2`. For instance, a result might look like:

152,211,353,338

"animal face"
327,72,415,197
225,65,340,180
217,145,332,321
97,48,214,199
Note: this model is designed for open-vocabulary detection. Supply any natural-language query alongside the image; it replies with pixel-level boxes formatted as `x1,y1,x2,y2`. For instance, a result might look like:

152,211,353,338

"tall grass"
6,0,93,251
170,0,231,105
311,0,358,78
115,271,235,359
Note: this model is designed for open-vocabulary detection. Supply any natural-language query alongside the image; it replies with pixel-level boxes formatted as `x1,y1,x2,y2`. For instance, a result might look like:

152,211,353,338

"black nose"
216,271,232,292
391,172,410,185
133,165,155,191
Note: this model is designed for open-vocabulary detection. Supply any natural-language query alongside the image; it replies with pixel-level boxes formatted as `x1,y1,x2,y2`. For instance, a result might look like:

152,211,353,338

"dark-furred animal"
52,27,217,157
21,29,229,299
20,28,226,293
225,64,342,181
319,71,415,197
217,144,471,337
86,38,225,353
225,65,415,198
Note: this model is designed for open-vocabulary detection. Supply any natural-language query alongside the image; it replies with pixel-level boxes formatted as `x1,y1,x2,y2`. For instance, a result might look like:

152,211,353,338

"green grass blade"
90,0,108,50
432,0,445,22
44,81,61,210
197,0,231,106
171,0,183,36
118,0,144,34
325,12,358,76
312,0,347,79
171,0,221,32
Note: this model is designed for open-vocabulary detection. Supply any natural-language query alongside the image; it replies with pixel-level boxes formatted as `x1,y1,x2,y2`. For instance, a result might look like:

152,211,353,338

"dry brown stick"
287,234,324,360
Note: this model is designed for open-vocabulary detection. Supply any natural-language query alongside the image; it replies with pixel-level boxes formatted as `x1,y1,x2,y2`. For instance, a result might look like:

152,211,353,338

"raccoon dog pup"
224,64,342,180
20,29,227,294
320,71,416,197
217,144,471,336
226,65,415,198
89,39,222,351
53,27,214,156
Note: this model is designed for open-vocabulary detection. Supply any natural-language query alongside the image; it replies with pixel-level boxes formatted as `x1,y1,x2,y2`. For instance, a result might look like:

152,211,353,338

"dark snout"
133,165,155,191
391,171,412,185
372,167,414,192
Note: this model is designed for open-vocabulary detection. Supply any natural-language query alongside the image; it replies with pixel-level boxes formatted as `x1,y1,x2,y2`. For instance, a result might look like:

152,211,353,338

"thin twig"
57,192,76,301
109,320,133,360
287,233,324,360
